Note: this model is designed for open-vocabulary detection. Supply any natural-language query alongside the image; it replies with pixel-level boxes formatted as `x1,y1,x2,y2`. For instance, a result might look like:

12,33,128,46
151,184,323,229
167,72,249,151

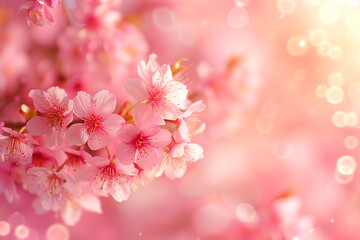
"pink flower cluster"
0,55,205,225
19,0,63,26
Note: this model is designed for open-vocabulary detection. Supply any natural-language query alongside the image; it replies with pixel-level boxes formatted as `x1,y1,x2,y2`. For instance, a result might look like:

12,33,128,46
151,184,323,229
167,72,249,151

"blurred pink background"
1,0,360,239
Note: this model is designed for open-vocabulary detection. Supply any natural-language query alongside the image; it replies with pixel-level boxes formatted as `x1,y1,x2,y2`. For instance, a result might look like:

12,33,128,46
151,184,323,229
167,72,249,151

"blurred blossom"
0,0,360,239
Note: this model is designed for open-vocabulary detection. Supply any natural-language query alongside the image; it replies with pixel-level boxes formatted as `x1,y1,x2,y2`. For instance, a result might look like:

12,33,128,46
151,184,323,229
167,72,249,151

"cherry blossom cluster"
0,54,205,225
19,0,64,26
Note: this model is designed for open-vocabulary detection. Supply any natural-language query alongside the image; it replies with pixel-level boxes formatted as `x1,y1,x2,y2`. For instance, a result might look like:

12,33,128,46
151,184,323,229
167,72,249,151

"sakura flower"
128,163,155,192
19,0,54,26
81,156,136,202
116,123,172,170
125,64,188,125
157,143,204,179
0,127,38,165
26,167,81,211
27,86,74,148
61,148,91,179
66,90,124,150
173,100,206,143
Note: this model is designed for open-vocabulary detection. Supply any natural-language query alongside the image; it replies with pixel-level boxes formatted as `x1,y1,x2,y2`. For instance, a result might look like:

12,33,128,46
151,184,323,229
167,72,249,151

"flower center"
46,110,64,126
85,114,103,132
134,134,148,149
46,174,64,196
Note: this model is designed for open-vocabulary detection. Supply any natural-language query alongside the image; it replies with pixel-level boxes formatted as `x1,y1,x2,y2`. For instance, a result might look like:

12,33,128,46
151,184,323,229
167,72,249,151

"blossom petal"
102,114,125,137
73,91,92,118
66,123,89,146
108,178,131,202
87,130,109,150
26,116,49,136
29,89,53,113
136,147,159,170
45,127,65,148
117,124,139,143
77,194,102,214
133,103,164,127
148,129,172,148
116,142,136,165
94,90,116,115
124,78,149,102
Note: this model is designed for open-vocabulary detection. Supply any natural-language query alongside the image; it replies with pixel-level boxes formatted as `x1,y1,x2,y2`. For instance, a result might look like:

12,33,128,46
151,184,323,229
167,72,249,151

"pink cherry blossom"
81,156,136,202
116,123,172,170
66,90,124,150
0,127,38,165
19,0,54,26
27,86,74,148
157,143,204,179
26,167,81,211
173,100,206,143
125,63,188,125
62,148,91,179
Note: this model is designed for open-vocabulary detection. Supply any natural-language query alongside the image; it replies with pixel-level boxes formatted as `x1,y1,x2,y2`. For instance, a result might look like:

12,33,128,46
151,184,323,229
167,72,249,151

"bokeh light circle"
0,221,10,236
227,7,250,29
337,155,357,175
277,0,296,15
287,35,309,56
236,203,257,223
326,86,344,104
46,224,70,240
15,225,30,239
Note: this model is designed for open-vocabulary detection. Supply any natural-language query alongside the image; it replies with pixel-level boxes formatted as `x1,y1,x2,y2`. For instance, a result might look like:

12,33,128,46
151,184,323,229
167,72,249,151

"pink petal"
185,143,204,162
73,91,92,118
102,114,125,137
173,118,190,143
77,194,102,214
108,178,131,202
44,6,54,23
170,143,186,158
45,127,65,148
66,123,89,146
87,130,109,150
117,124,139,143
148,129,172,148
116,142,136,165
26,116,48,136
29,89,52,113
94,90,116,115
184,100,206,117
85,156,109,167
61,200,81,226
46,87,68,107
27,167,51,177
166,81,188,105
133,103,165,127
152,65,172,88
41,194,63,211
124,78,149,102
165,163,186,179
116,162,138,176
62,177,81,197
160,102,182,121
136,147,159,170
